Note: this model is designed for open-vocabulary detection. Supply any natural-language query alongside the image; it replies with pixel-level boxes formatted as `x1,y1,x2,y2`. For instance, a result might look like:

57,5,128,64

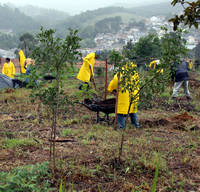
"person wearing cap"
2,58,15,78
77,51,101,90
149,60,163,74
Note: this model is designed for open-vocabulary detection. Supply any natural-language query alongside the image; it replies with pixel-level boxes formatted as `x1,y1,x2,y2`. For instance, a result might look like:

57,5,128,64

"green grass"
61,128,75,136
1,138,37,149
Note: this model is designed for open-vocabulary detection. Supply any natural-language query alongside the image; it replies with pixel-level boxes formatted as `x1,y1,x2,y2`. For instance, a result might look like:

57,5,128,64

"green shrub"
0,162,53,192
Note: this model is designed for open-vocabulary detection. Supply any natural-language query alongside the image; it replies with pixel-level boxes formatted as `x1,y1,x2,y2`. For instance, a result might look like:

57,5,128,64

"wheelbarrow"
76,98,116,125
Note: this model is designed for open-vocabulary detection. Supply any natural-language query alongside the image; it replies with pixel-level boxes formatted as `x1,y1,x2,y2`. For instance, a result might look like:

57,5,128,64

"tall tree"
135,34,163,61
19,33,37,57
30,27,81,175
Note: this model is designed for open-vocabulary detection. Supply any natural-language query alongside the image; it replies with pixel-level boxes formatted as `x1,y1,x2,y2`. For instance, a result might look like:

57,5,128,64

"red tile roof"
0,58,113,74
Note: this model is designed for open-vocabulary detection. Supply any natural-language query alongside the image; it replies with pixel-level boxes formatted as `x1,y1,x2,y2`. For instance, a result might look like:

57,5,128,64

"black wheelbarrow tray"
76,98,116,125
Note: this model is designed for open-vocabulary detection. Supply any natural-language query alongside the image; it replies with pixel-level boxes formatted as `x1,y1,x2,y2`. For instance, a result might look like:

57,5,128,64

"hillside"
126,1,183,17
0,1,183,34
82,12,146,28
18,5,70,28
0,4,40,32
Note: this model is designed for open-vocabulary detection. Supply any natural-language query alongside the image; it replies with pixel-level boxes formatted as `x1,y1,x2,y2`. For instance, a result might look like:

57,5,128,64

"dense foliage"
169,0,200,30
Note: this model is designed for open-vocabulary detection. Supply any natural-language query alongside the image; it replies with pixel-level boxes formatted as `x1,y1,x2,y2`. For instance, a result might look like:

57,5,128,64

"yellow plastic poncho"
19,50,26,74
108,65,139,114
149,60,163,74
77,53,95,83
2,61,15,78
189,61,193,70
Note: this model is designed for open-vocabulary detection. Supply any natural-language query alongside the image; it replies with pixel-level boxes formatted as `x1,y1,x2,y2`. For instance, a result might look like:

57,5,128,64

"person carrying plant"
77,51,101,90
108,63,140,129
171,59,191,100
2,58,15,78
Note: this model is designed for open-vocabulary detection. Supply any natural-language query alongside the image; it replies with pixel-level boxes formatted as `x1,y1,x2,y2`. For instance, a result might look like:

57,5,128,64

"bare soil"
0,72,200,191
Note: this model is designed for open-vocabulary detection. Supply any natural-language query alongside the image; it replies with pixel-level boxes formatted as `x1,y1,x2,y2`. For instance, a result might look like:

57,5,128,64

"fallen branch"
3,113,32,122
47,138,76,142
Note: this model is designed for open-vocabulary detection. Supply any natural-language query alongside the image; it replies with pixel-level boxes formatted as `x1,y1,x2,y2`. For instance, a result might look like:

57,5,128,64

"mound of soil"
172,112,193,121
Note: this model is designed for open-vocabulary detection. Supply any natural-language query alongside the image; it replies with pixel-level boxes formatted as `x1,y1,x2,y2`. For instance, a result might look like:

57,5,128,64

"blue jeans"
25,67,37,85
25,67,31,83
117,113,139,129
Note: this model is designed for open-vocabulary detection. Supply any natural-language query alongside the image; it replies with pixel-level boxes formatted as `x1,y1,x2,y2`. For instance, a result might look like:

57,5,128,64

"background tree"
94,16,122,33
80,38,96,48
122,40,136,60
135,34,163,63
78,26,97,40
169,0,200,30
108,50,123,68
30,27,81,175
101,49,112,60
19,32,37,57
116,27,189,159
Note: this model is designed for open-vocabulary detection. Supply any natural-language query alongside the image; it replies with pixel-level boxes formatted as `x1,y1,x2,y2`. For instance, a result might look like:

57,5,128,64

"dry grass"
0,72,200,191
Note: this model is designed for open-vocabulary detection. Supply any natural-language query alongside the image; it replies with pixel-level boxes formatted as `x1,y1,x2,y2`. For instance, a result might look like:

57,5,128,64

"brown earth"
0,72,200,191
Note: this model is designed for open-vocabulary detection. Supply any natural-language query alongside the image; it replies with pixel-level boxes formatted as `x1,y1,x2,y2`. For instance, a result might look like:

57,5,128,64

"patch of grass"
160,92,170,99
1,138,37,149
61,128,74,136
81,114,90,120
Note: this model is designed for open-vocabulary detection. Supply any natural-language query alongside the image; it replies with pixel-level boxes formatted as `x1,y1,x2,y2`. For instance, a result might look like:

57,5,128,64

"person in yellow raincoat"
77,51,101,90
189,60,193,71
2,58,15,78
19,50,26,74
149,60,163,74
108,63,140,129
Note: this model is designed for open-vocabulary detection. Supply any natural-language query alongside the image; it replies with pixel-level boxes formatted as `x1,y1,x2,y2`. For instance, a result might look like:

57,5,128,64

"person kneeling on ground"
108,63,140,129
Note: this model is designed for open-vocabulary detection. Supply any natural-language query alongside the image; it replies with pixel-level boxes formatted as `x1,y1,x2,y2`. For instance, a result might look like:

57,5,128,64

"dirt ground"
0,72,200,191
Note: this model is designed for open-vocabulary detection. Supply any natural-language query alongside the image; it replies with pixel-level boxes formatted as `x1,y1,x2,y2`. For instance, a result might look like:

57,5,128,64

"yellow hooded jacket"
19,50,26,74
77,53,95,83
2,61,15,78
149,60,163,74
108,68,139,114
189,61,193,70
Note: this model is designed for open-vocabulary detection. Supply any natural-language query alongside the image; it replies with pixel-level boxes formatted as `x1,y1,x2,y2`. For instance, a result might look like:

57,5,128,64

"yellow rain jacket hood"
108,65,139,114
2,61,15,78
149,60,163,74
77,53,95,83
19,50,26,73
